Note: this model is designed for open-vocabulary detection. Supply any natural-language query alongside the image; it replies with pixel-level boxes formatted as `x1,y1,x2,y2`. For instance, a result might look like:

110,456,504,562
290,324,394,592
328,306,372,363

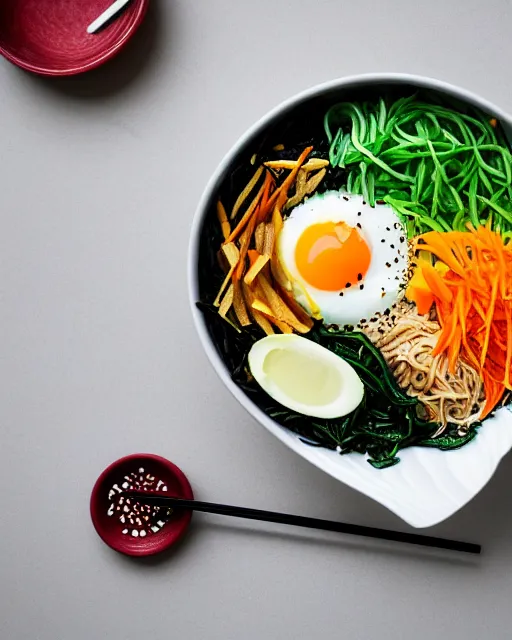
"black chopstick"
124,491,481,554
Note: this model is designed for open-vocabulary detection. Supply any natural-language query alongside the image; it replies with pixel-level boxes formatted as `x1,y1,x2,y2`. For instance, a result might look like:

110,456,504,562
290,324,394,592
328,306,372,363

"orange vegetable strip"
247,249,260,267
480,277,499,368
259,147,313,221
505,308,512,388
259,171,274,212
421,263,453,303
472,298,488,323
448,327,462,374
235,204,261,280
433,307,458,356
225,180,267,244
490,324,507,351
418,235,465,274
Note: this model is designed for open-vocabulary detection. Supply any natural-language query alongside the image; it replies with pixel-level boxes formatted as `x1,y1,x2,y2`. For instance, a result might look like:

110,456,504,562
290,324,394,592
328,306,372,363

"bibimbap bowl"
188,74,512,528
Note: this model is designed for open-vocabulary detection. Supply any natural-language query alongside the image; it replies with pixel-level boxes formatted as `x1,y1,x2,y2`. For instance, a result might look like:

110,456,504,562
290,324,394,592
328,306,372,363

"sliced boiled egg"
248,334,364,419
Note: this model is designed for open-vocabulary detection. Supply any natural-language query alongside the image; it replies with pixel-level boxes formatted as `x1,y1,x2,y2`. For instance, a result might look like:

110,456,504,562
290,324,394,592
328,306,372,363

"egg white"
248,334,364,419
277,191,409,326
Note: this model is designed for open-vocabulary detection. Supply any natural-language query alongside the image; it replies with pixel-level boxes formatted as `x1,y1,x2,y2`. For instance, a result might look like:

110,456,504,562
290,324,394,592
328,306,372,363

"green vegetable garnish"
324,97,512,235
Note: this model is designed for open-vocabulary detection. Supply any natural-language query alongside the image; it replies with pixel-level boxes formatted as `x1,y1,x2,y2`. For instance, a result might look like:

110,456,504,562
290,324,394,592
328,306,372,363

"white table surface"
2,1,512,639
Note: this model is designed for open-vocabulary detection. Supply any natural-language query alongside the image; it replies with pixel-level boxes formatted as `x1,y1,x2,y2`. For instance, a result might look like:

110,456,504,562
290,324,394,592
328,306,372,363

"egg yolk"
295,221,371,291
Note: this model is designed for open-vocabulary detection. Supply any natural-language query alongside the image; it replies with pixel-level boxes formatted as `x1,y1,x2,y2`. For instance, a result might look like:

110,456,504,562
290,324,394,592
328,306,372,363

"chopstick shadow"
23,0,165,99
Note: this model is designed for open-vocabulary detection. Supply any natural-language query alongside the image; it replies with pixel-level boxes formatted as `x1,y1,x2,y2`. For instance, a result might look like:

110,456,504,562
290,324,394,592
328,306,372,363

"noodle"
362,301,484,435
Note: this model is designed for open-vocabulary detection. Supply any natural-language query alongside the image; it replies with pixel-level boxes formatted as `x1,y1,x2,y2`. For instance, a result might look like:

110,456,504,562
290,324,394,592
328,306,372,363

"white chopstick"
87,0,132,34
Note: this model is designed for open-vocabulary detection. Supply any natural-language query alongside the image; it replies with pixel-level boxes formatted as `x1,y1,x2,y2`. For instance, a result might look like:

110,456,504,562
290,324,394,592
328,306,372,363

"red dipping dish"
90,454,194,557
0,0,149,76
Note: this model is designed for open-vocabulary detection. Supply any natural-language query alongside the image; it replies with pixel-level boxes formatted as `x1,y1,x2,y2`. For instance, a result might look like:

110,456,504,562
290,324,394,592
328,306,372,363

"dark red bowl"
90,454,194,557
0,0,149,76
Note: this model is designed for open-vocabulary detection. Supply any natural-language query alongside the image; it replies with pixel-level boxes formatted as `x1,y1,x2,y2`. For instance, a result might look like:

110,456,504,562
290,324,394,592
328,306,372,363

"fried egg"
277,191,409,326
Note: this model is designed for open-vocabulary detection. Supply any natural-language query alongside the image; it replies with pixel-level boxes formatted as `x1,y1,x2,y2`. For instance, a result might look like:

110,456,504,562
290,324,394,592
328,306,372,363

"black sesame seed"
385,262,391,267
381,287,385,291
391,315,396,321
381,239,385,243
394,257,399,263
343,196,349,201
339,291,344,297
390,244,395,249
345,282,351,288
357,273,362,281
384,309,391,316
386,227,390,231
359,284,364,290
362,200,366,205
400,236,405,243
360,318,366,323
356,222,362,229
357,211,361,216
395,276,399,280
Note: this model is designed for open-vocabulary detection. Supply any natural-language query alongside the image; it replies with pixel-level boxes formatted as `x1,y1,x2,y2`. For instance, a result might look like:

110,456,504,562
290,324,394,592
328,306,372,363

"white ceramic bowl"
188,73,512,528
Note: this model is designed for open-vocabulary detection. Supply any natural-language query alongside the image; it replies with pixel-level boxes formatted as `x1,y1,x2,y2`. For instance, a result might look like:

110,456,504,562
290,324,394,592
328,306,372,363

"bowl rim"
187,72,512,519
0,0,149,76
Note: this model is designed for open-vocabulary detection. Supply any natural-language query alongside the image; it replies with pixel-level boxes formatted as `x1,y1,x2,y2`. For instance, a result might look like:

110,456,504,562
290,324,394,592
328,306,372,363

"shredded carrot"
258,146,313,221
259,171,274,212
225,180,267,245
235,204,260,280
417,226,512,417
421,263,453,304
